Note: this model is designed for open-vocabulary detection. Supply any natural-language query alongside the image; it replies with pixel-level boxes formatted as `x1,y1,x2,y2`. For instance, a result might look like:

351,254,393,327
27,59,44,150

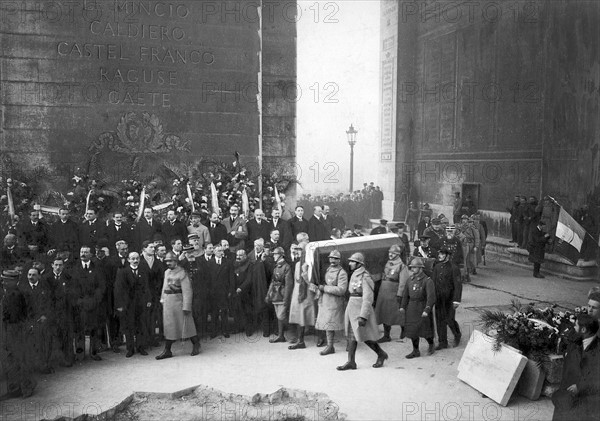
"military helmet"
273,247,285,256
408,257,425,268
328,250,341,259
164,252,178,262
388,244,403,255
348,252,365,265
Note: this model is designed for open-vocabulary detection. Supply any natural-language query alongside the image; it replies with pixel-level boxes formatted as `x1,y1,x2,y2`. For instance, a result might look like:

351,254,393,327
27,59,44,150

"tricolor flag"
136,187,146,222
241,187,249,218
274,184,282,213
6,184,15,220
85,190,93,213
210,181,220,215
554,207,586,265
186,182,195,212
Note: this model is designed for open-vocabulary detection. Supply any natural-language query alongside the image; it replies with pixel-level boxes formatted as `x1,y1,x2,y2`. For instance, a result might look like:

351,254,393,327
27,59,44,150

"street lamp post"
346,124,358,192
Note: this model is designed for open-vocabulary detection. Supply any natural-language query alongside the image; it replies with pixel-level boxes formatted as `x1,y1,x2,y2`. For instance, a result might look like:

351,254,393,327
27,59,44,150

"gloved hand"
358,317,367,327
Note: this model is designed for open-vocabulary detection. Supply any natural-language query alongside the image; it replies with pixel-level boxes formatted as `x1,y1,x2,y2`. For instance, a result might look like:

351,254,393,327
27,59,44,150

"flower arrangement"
8,153,301,223
479,300,587,361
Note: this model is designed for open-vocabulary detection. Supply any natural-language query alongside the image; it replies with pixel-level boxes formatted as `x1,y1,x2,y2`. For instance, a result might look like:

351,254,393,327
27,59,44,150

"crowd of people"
299,180,385,227
0,201,469,399
0,198,597,414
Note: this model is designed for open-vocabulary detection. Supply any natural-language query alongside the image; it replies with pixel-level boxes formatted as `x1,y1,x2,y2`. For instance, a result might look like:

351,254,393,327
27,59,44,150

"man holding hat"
337,252,388,370
528,219,550,278
156,252,200,359
431,247,462,349
399,257,436,358
370,220,388,235
315,250,348,356
375,245,410,343
1,269,36,399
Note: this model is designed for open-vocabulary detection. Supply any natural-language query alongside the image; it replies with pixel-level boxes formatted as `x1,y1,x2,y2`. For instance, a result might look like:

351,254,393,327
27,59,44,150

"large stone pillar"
379,1,418,220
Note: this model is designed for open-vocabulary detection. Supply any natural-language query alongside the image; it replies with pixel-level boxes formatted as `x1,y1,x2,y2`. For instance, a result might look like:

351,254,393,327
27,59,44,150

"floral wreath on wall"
1,152,300,225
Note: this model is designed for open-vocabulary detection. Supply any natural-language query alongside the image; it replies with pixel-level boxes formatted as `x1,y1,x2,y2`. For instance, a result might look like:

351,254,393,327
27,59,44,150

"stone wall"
381,0,599,228
0,0,296,191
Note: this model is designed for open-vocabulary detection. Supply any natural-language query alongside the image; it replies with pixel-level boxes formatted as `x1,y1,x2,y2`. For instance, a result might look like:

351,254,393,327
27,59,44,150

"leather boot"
366,341,388,368
405,349,420,359
337,340,357,370
316,330,326,347
269,320,286,343
156,341,173,360
320,345,335,355
191,337,200,356
320,331,335,355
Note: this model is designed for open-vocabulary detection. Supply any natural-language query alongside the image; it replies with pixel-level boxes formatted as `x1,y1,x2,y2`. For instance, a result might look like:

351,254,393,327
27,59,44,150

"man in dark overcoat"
528,220,550,278
208,245,234,338
49,208,79,255
72,245,105,361
1,270,36,399
18,267,54,373
115,252,152,358
43,256,77,366
431,248,462,350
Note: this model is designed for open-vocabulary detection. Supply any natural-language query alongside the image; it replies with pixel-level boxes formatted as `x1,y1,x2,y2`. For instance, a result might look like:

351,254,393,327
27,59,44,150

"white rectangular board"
457,330,528,406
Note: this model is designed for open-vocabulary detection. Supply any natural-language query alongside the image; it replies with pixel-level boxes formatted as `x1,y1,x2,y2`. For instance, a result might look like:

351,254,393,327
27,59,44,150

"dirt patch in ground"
58,386,345,421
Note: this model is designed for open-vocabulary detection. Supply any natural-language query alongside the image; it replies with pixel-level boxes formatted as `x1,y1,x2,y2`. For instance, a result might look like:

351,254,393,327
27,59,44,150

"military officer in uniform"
314,250,348,356
400,257,436,359
156,252,200,359
375,245,410,343
337,252,388,370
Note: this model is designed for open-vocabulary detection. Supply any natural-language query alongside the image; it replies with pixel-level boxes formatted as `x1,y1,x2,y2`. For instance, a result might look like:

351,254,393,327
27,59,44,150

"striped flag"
186,183,195,212
554,207,586,265
241,187,249,218
136,187,146,222
85,190,93,213
6,184,15,220
210,181,220,215
274,184,282,213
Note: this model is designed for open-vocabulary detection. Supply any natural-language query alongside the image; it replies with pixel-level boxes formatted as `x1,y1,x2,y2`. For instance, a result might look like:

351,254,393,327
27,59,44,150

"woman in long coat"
375,245,409,343
156,252,200,359
315,250,348,356
400,257,436,359
337,253,388,370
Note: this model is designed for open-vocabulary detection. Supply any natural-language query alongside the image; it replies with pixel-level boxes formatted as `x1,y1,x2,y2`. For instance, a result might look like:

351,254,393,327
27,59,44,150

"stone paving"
1,258,597,421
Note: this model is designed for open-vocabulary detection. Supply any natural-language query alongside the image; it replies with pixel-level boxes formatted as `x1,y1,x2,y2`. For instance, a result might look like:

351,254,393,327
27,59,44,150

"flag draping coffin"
554,207,586,265
304,234,399,284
